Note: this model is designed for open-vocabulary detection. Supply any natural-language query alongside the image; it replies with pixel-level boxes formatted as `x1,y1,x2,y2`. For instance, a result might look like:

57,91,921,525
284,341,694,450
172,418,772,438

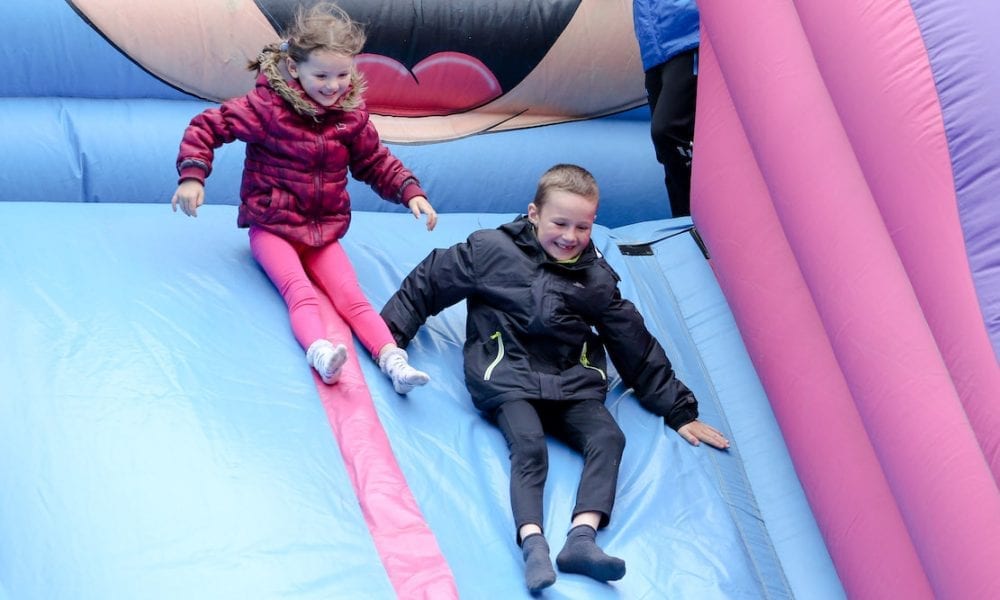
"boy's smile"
528,190,598,262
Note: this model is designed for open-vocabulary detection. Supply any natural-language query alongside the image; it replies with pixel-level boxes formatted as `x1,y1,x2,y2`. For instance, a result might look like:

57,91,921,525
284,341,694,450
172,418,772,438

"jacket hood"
255,49,366,118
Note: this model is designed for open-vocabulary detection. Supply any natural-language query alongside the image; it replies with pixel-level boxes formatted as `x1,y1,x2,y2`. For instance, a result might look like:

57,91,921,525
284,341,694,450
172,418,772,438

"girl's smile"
288,50,354,108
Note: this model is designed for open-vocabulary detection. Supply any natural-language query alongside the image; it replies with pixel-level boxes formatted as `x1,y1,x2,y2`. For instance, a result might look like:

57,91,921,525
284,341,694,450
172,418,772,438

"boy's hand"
678,420,730,450
408,195,438,231
172,180,205,217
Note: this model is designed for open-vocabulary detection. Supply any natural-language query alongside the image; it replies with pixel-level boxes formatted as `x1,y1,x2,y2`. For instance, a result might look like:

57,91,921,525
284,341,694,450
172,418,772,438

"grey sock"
555,525,625,582
521,533,557,592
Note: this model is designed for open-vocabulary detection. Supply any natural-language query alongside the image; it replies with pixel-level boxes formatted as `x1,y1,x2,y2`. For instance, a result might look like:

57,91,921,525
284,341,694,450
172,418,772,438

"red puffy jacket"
176,73,425,247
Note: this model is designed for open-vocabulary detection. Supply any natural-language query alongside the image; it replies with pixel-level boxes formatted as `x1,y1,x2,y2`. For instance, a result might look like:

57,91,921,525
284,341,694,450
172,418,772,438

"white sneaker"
378,347,430,394
306,339,348,384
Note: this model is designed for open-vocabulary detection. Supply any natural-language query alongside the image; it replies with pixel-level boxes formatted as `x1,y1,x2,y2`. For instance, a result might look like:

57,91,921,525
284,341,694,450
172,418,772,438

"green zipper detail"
580,342,606,380
484,331,505,381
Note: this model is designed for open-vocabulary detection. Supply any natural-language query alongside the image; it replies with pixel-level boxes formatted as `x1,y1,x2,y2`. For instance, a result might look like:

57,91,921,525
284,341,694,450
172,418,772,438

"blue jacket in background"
632,0,700,71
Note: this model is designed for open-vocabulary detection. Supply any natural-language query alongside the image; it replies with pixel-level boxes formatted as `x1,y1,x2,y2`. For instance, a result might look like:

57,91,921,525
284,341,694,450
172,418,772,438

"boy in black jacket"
381,164,729,592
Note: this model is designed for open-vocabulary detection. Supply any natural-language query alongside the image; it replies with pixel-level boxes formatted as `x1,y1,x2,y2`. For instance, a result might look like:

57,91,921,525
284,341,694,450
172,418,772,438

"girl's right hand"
171,180,205,217
407,195,438,231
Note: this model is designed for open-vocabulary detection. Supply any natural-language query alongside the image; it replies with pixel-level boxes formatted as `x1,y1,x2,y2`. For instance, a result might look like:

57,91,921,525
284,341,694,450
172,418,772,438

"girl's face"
287,50,354,108
527,190,598,261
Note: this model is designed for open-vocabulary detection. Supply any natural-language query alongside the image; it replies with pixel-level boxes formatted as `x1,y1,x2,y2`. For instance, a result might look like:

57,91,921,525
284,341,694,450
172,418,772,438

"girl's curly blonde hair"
247,2,367,117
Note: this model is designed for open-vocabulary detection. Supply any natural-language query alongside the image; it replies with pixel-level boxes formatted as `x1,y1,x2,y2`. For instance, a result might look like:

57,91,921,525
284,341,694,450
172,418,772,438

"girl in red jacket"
171,3,434,393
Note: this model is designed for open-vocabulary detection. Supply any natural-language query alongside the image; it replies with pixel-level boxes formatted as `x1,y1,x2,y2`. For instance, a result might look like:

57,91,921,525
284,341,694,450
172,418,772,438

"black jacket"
380,216,698,430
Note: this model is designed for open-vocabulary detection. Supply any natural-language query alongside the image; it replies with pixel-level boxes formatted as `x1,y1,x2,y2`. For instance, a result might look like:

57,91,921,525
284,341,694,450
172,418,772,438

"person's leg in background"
645,48,698,217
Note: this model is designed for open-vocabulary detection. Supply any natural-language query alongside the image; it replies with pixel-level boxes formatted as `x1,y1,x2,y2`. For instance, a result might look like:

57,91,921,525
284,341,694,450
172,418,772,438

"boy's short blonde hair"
532,164,600,208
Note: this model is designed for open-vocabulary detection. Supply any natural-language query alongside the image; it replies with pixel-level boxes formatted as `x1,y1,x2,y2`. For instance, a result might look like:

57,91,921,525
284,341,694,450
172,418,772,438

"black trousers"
493,398,626,541
644,48,698,218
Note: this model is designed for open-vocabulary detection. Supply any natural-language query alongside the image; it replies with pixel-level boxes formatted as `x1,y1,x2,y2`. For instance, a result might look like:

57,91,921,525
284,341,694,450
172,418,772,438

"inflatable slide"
1,0,997,598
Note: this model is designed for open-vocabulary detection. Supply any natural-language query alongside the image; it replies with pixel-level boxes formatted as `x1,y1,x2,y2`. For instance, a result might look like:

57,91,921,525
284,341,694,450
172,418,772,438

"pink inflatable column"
693,33,931,600
696,0,1000,597
791,0,1000,480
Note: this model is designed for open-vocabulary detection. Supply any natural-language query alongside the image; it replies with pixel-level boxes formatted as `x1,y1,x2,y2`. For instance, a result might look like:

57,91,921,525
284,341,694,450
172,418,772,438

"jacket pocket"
251,188,287,223
483,331,505,381
579,341,607,381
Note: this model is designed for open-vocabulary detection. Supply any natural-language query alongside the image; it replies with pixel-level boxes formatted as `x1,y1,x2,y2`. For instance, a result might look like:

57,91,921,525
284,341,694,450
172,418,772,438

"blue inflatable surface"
0,204,840,599
0,0,843,597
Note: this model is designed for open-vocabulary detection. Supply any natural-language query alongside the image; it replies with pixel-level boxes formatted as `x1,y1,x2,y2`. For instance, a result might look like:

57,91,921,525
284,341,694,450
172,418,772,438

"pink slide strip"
698,0,1000,597
314,293,458,599
693,32,932,599
792,0,1000,480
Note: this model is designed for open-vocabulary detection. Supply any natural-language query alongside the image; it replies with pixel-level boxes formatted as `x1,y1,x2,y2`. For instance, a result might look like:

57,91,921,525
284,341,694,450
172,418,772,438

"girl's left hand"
408,196,438,231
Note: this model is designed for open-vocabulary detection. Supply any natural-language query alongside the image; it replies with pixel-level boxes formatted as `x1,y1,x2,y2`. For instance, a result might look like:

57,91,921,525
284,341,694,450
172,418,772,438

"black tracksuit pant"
493,398,626,541
644,48,698,218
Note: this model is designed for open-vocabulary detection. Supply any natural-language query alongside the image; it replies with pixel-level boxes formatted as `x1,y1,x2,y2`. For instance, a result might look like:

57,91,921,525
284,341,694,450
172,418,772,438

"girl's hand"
408,195,438,231
171,179,205,217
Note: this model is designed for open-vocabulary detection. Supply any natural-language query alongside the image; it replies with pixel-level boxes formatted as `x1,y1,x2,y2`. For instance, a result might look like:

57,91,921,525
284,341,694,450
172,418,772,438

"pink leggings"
249,226,393,358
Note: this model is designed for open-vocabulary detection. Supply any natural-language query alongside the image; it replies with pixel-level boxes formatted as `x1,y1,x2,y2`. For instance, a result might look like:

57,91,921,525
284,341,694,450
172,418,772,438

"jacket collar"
256,69,366,118
501,215,598,269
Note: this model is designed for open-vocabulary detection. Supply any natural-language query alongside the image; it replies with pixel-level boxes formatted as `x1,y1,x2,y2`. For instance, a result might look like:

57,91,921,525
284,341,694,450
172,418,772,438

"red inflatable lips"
357,52,502,117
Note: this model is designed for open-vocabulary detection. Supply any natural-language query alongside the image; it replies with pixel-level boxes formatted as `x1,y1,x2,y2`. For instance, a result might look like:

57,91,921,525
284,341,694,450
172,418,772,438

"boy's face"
288,50,354,108
527,190,598,261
